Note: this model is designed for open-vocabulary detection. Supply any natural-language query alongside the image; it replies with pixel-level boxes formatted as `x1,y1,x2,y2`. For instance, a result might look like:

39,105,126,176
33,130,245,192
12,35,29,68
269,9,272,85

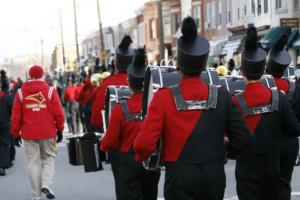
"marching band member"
101,47,160,200
233,26,300,200
134,17,254,200
92,35,134,200
266,35,300,200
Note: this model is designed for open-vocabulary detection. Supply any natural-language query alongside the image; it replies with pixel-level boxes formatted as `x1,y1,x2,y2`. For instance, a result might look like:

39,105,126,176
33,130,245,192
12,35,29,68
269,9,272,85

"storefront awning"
209,40,227,57
287,29,299,48
220,39,242,59
259,27,290,50
292,35,300,50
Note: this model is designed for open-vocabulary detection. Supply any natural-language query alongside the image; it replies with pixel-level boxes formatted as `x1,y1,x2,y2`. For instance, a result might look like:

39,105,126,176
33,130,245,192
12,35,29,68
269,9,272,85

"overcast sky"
0,0,148,60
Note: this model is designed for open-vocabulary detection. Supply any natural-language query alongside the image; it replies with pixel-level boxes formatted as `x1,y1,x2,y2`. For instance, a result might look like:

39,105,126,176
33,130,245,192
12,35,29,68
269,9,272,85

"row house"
80,0,300,66
228,0,300,66
82,28,115,60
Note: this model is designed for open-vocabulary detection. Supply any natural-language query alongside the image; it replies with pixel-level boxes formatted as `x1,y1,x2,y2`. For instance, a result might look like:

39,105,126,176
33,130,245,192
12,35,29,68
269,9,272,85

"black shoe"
0,168,6,176
41,187,55,199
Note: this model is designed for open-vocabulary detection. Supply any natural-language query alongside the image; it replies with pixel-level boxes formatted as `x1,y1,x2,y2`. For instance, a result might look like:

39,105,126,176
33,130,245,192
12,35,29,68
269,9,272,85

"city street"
1,139,300,200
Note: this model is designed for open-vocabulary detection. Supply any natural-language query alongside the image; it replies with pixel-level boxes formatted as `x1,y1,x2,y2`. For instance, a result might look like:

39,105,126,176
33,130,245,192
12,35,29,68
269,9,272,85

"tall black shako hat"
127,46,147,91
177,17,210,75
116,35,135,73
241,26,267,79
266,34,291,77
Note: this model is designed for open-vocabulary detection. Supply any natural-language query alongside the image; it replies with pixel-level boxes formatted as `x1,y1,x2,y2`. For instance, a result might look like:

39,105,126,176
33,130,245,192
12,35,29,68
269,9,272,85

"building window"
219,0,222,26
206,2,211,29
171,13,180,34
244,5,247,15
257,0,262,15
264,0,268,13
138,24,145,46
211,1,216,28
205,1,217,29
276,0,281,9
238,7,240,20
150,19,157,39
276,0,287,9
164,16,171,38
252,0,255,14
294,0,299,11
228,10,231,23
193,5,201,31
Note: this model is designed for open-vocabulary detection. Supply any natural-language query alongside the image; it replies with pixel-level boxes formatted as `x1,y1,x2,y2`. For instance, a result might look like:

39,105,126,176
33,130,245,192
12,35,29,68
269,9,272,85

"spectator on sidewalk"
0,70,14,176
11,65,64,200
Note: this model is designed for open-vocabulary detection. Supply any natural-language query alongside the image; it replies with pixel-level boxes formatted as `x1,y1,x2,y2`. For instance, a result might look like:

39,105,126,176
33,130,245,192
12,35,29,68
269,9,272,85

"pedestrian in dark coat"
0,73,14,176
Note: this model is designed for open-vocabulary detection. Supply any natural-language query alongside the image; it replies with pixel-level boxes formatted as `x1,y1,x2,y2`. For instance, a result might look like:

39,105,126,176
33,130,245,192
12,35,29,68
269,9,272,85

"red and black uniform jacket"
134,77,253,163
91,73,128,128
232,82,300,154
274,78,300,121
101,93,142,155
11,80,64,140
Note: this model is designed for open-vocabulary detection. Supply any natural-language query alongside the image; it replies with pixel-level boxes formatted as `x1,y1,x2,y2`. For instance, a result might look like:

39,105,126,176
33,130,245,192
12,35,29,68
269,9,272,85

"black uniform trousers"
108,150,121,200
119,153,160,200
83,102,93,134
279,137,299,200
79,104,86,133
164,161,225,200
236,151,280,200
0,141,10,168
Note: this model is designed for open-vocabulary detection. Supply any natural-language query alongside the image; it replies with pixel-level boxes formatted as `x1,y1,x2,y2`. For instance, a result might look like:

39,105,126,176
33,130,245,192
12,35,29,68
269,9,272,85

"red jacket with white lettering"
91,73,128,128
11,80,64,140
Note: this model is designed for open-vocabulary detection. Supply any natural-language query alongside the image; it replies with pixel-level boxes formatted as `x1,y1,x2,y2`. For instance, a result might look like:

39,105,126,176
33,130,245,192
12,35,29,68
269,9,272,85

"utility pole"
97,0,105,65
157,0,165,61
41,38,44,66
59,9,66,70
73,0,80,62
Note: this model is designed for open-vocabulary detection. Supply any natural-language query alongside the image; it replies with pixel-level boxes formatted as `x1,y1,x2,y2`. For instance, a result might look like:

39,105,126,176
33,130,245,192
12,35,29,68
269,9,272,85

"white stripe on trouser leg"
24,140,42,198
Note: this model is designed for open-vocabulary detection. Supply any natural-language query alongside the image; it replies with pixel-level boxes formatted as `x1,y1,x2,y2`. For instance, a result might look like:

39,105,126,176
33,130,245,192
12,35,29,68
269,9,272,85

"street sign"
280,18,299,28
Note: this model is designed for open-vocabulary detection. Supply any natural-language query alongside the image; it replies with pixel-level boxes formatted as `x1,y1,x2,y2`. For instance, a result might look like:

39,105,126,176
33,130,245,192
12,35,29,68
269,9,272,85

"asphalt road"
1,144,300,200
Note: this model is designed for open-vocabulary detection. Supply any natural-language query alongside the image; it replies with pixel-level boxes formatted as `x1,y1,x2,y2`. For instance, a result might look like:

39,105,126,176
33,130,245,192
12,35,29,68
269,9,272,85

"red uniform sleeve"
91,84,107,128
52,90,65,132
10,94,22,137
100,104,122,151
134,91,164,161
